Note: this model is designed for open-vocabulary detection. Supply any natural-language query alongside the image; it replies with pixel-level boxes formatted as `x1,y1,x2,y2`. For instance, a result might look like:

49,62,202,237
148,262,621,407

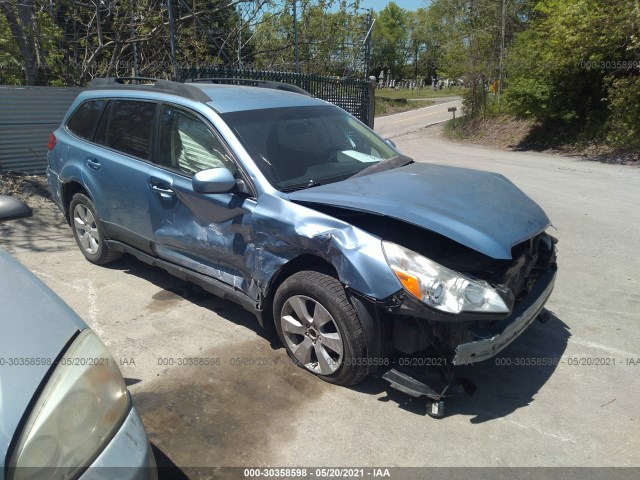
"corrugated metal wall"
0,86,84,174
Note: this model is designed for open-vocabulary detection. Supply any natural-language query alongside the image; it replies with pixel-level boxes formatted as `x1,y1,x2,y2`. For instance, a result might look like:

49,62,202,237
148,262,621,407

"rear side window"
66,100,106,140
94,101,112,145
107,100,156,160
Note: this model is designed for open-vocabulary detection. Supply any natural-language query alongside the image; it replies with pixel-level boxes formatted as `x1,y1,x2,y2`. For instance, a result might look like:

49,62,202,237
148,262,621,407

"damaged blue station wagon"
47,78,557,413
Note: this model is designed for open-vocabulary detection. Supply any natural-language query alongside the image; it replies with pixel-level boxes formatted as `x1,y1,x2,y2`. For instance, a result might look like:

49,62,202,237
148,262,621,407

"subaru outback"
47,77,557,410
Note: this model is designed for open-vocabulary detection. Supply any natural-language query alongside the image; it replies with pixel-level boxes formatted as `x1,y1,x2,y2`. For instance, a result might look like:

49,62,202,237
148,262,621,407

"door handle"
150,184,175,198
86,157,101,171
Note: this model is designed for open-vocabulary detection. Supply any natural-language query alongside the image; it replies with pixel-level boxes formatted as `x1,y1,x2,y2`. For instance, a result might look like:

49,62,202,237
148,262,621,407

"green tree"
251,0,365,75
0,10,22,84
505,0,640,148
0,0,261,85
0,0,63,85
424,0,535,115
371,2,409,80
405,8,430,80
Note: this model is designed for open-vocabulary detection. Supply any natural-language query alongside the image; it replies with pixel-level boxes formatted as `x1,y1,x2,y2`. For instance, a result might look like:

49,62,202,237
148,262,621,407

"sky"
358,0,430,12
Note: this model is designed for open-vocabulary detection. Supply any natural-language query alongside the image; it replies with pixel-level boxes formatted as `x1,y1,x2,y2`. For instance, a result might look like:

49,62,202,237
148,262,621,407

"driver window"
159,105,236,176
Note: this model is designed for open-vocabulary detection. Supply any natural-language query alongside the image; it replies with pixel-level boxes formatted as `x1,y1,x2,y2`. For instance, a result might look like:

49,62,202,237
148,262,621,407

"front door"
147,104,257,299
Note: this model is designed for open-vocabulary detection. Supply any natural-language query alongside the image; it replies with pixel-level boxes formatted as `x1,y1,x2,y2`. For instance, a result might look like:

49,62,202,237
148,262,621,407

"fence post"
368,75,377,129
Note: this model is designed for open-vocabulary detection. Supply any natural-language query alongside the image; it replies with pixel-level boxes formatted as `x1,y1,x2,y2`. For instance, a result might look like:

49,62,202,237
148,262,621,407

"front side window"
66,100,106,140
107,100,156,160
158,105,236,176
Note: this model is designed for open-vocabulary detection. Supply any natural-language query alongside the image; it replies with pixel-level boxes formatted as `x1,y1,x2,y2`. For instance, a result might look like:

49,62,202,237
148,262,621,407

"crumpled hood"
289,162,550,259
0,249,84,468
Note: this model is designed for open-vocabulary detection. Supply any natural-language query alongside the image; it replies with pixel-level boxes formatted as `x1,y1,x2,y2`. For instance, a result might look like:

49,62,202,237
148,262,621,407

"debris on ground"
0,172,52,201
0,173,64,226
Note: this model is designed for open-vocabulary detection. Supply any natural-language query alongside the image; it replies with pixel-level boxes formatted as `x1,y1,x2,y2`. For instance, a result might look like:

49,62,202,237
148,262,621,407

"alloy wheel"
73,204,100,255
280,295,344,375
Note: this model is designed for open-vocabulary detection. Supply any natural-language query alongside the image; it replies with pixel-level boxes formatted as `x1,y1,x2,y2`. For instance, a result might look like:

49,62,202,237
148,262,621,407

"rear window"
66,100,106,140
107,100,156,160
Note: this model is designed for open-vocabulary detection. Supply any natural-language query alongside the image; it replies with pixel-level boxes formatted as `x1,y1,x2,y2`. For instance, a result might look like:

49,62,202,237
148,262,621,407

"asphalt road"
375,98,463,139
1,118,639,478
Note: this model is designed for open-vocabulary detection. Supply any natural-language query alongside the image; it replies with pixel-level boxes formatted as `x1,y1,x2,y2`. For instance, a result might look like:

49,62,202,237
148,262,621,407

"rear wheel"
273,270,368,386
69,193,122,265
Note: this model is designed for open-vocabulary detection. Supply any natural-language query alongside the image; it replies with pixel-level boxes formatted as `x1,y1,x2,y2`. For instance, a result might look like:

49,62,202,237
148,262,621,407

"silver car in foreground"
0,195,156,480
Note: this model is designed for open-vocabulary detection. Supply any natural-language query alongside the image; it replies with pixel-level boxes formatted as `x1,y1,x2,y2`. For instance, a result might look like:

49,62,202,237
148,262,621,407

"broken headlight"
382,241,509,314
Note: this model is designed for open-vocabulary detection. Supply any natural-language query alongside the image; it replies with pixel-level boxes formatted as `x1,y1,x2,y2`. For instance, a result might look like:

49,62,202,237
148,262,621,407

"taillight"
48,132,57,151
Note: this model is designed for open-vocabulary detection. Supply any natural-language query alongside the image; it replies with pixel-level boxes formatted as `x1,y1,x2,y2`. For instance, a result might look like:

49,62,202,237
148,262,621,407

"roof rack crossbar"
88,77,211,103
185,78,311,96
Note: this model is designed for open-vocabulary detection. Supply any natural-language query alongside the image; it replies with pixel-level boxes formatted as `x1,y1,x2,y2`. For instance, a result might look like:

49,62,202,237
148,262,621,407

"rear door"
146,103,257,298
81,99,157,252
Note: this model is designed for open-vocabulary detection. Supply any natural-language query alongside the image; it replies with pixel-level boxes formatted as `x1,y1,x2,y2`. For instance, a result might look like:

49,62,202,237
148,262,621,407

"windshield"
222,105,398,191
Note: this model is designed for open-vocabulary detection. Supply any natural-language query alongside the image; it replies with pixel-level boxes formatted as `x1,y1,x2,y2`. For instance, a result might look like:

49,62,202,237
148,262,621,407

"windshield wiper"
280,168,360,192
349,155,414,179
280,180,324,193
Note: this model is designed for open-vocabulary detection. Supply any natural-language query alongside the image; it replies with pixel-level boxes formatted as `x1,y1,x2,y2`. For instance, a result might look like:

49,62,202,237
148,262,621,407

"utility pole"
130,0,140,77
167,0,178,80
498,0,506,97
363,9,374,80
293,0,300,72
237,18,242,68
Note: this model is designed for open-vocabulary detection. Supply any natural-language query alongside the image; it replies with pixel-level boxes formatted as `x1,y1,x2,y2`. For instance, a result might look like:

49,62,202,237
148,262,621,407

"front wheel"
69,193,122,265
273,270,368,386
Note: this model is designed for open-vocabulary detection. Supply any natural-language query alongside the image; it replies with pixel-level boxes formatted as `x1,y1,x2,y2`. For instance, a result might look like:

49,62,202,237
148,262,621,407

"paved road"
1,118,639,477
375,98,462,139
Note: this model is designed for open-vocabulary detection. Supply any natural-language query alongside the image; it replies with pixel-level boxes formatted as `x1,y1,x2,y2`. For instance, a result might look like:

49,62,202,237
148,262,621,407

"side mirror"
192,167,236,194
0,195,32,222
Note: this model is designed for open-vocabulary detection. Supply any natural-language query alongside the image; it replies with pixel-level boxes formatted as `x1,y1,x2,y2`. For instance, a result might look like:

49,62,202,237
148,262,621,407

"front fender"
252,194,402,300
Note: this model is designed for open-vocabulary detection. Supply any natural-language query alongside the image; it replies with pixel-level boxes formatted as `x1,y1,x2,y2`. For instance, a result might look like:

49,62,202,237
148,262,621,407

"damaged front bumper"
376,268,556,416
452,268,556,365
366,263,558,366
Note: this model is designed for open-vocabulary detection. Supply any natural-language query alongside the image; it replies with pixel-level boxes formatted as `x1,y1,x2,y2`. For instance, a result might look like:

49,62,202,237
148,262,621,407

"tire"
69,193,122,265
273,270,368,386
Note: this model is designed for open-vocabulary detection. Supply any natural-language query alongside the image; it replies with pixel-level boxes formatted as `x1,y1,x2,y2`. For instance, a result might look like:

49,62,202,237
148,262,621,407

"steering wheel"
322,146,344,163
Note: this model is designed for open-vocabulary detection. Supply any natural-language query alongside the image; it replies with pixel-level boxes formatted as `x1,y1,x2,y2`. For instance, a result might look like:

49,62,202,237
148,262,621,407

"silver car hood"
289,162,550,260
0,249,84,468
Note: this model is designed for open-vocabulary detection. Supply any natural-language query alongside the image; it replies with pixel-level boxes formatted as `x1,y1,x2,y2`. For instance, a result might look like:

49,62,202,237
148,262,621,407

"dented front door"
146,104,258,299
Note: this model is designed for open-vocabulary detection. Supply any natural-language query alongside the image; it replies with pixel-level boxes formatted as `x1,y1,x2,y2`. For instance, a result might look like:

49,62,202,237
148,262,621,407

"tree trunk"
0,0,37,84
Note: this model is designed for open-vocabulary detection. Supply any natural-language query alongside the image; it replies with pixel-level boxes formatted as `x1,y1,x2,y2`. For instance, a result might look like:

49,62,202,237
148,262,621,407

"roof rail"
87,77,211,103
185,78,311,96
90,77,157,85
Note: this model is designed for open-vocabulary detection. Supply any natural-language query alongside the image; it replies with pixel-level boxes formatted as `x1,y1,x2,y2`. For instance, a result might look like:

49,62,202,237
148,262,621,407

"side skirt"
106,240,263,324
